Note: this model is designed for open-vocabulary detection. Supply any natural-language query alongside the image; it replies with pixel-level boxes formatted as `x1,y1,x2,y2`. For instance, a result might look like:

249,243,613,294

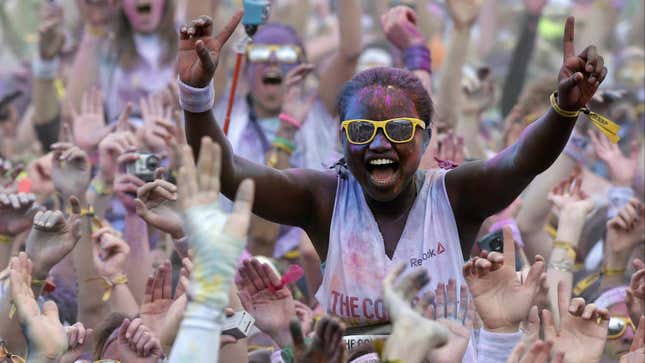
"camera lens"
146,155,160,171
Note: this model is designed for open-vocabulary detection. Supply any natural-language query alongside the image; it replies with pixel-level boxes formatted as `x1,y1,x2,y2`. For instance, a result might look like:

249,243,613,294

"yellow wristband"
602,267,625,277
0,235,12,244
550,92,581,118
68,205,95,217
86,274,128,301
550,92,621,143
553,240,576,260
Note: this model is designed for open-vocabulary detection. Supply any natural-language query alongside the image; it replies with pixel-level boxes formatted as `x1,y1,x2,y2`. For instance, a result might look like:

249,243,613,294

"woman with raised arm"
177,11,607,330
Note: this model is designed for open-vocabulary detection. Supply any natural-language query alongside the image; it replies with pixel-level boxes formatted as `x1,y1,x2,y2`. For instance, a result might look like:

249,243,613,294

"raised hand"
71,88,113,151
423,279,475,363
177,136,254,309
159,258,190,354
117,318,164,363
26,197,81,280
434,129,465,169
626,259,645,326
237,258,296,347
463,227,546,332
606,198,644,254
294,300,314,337
620,316,645,363
462,67,495,116
92,226,130,279
557,17,608,111
0,192,37,236
588,129,639,186
25,154,55,197
138,93,176,153
281,64,316,124
97,104,136,184
51,141,91,200
177,12,243,88
380,5,425,50
290,316,346,363
382,264,449,363
59,322,93,363
135,170,183,239
446,0,484,30
9,252,67,361
38,2,65,60
140,260,188,337
548,169,595,242
542,282,609,363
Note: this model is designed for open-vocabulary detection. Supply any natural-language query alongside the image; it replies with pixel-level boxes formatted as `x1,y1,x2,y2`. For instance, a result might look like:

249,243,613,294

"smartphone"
477,229,504,253
476,229,524,270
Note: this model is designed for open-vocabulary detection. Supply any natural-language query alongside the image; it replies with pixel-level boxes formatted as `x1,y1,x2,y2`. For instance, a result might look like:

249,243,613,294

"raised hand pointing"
556,17,607,111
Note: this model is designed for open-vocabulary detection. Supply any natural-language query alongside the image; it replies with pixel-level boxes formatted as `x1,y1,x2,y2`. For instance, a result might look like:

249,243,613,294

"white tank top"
315,168,477,362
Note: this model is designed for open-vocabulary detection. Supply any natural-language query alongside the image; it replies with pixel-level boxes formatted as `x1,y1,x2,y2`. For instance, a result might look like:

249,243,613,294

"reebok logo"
409,242,446,267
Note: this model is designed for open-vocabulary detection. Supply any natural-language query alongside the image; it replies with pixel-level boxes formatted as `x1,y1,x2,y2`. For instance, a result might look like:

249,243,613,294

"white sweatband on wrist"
477,328,523,363
32,55,60,80
178,77,215,113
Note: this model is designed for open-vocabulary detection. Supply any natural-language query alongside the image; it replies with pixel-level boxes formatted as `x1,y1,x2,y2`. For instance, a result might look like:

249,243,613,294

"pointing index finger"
562,16,575,62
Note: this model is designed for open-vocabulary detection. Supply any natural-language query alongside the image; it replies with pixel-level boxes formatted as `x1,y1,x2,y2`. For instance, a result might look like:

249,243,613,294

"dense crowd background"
0,0,643,362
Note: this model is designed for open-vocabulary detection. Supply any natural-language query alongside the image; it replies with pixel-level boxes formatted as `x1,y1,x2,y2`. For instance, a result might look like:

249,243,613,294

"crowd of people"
0,0,643,362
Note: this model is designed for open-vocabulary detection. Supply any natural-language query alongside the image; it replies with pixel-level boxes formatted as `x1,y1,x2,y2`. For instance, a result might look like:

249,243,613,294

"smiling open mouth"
136,3,152,14
262,70,282,85
366,158,400,186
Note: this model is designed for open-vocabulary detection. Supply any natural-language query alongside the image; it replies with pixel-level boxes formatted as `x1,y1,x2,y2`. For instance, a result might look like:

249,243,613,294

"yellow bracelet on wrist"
86,274,128,301
553,240,576,260
550,91,621,143
67,205,95,217
0,234,12,244
602,267,625,277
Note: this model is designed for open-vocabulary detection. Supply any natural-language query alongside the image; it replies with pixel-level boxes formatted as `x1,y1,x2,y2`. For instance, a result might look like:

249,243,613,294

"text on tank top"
315,168,467,328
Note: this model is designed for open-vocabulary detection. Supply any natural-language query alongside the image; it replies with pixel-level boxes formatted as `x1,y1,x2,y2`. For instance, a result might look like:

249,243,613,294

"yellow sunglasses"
341,118,426,145
607,316,636,339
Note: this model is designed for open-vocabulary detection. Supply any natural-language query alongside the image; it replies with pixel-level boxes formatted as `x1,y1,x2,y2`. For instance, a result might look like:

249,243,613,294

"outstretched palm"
463,227,544,331
26,199,81,279
177,12,243,88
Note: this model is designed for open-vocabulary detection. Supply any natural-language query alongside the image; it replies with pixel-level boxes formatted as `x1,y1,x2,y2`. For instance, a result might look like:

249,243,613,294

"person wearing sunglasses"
178,13,607,332
595,286,637,362
210,2,362,259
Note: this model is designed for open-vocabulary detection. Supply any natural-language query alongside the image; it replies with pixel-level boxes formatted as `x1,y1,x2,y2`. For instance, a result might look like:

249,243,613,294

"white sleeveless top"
316,168,477,361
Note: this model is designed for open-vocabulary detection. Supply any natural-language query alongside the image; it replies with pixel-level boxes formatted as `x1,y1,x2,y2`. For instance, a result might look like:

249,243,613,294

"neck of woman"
365,177,418,220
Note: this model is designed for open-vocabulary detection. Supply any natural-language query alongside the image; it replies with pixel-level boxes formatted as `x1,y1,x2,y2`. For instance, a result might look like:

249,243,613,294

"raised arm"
436,0,483,129
499,0,547,118
317,0,362,116
447,17,608,249
178,14,333,233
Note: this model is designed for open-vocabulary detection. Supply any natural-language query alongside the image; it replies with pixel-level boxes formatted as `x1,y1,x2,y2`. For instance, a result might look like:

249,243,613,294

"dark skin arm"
178,13,337,258
446,17,608,256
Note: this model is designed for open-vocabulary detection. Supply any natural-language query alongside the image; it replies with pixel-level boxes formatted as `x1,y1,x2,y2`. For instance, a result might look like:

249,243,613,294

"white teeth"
369,158,395,166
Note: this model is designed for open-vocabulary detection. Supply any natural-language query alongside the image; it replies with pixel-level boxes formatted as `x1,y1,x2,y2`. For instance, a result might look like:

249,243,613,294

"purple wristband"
403,44,431,73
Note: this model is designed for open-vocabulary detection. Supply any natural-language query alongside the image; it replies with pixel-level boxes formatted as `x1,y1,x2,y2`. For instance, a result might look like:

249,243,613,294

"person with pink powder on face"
177,7,608,343
100,0,177,122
